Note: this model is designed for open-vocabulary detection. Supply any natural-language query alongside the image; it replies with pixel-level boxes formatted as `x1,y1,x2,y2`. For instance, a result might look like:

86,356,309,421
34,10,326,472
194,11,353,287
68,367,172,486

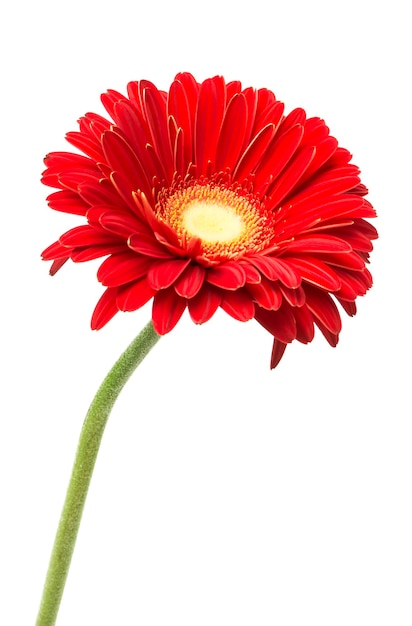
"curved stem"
36,321,160,626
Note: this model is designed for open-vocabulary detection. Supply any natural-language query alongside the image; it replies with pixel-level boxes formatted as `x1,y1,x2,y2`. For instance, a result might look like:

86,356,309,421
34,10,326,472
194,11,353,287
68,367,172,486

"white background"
1,1,410,624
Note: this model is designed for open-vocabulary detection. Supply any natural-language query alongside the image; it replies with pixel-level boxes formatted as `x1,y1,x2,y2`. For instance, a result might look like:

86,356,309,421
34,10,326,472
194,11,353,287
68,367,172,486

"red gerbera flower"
42,72,377,368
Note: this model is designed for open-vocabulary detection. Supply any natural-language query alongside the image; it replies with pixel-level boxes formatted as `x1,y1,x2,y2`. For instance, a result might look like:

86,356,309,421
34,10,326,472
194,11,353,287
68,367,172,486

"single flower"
42,72,377,368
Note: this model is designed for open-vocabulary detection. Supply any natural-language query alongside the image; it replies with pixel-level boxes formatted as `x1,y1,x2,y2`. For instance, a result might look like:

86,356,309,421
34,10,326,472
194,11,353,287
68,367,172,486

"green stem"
35,321,160,626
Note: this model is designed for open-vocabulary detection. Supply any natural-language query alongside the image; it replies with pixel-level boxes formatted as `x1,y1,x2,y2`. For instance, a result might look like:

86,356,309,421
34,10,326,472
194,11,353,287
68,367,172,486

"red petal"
337,299,357,316
49,258,69,275
65,131,104,162
270,340,287,369
42,240,71,260
174,264,206,298
215,93,248,171
253,99,284,136
195,76,226,175
112,99,151,160
234,123,276,180
46,190,89,215
117,277,156,312
295,195,374,226
226,80,242,100
253,124,304,194
97,253,151,287
56,171,100,193
152,288,186,334
206,262,246,290
173,73,200,114
249,256,301,288
335,267,372,299
329,224,376,252
72,244,125,262
188,286,221,324
59,225,117,247
305,287,342,334
247,278,282,310
126,80,145,111
220,289,255,321
277,108,306,135
293,305,315,343
298,136,338,185
132,189,164,233
279,285,306,307
101,131,149,196
314,323,339,347
128,232,174,259
267,145,316,208
239,87,259,153
277,196,368,240
239,261,262,284
326,251,366,271
255,305,297,343
171,126,186,177
287,256,341,291
91,207,145,238
327,146,352,168
91,288,119,329
353,218,379,241
78,178,124,208
287,169,361,207
43,150,99,171
168,79,193,166
283,235,352,254
301,116,329,142
142,86,174,181
110,168,150,213
147,259,191,290
101,88,127,119
333,274,358,301
169,72,199,163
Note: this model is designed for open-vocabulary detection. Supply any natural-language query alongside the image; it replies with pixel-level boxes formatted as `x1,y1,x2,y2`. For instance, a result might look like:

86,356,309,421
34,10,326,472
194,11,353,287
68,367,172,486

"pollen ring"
155,182,274,261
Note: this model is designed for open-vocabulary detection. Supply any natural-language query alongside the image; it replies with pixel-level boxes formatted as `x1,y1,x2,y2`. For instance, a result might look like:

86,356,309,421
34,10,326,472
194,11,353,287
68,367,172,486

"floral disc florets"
156,181,274,263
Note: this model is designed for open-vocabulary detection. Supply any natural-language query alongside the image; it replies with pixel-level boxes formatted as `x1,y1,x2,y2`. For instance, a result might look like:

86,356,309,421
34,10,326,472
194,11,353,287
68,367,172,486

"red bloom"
42,72,377,368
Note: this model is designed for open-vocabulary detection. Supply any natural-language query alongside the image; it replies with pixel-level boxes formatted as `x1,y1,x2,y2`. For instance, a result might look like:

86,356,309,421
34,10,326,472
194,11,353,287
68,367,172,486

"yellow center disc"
182,201,244,243
156,182,274,261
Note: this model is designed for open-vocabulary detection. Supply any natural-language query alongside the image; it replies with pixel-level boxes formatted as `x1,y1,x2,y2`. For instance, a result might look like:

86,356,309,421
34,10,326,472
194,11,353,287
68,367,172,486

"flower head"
42,72,377,368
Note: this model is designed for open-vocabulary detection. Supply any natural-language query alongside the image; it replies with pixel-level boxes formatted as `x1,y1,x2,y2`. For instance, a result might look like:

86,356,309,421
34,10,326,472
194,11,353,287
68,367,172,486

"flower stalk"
35,321,160,626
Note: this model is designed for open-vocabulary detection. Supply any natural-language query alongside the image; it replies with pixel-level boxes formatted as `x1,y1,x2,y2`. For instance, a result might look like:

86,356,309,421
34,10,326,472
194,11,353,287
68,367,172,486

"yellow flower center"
156,182,274,261
182,201,243,244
